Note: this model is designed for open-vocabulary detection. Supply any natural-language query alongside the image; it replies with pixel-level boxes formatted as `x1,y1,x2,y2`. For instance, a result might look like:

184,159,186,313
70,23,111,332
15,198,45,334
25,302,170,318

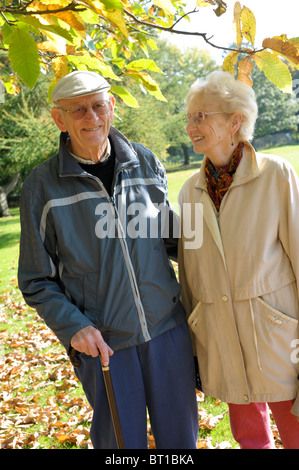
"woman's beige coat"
178,142,299,416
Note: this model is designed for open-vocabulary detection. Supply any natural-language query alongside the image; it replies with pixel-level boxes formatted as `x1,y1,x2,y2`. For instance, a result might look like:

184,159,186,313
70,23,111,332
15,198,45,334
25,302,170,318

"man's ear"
51,107,68,132
109,95,116,122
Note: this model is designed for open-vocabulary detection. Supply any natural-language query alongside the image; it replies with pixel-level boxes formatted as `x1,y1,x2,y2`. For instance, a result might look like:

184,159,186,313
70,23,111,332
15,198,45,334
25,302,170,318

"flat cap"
51,71,110,102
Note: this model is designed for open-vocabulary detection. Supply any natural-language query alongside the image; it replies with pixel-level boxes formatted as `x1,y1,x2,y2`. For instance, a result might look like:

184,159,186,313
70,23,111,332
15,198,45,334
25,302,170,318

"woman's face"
186,94,241,167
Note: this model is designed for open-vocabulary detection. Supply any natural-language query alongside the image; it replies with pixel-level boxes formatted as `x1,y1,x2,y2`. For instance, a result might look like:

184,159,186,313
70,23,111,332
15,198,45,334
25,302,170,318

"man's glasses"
56,100,110,120
185,111,223,124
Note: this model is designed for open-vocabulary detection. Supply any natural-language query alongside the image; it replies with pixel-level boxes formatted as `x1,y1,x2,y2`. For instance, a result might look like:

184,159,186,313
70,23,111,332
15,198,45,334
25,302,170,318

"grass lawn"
261,145,299,175
1,143,296,449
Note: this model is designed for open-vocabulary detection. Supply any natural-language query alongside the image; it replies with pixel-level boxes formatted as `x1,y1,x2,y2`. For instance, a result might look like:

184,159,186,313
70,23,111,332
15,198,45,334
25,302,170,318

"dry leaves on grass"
0,293,93,449
0,292,235,449
3,290,279,450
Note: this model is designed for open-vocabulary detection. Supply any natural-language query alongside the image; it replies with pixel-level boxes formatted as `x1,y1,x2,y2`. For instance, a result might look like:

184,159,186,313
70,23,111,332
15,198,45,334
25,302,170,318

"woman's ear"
231,112,242,136
51,107,68,132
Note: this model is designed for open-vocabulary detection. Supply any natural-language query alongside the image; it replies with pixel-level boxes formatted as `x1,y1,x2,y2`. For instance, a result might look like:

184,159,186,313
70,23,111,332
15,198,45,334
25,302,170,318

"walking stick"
100,357,125,449
70,347,125,449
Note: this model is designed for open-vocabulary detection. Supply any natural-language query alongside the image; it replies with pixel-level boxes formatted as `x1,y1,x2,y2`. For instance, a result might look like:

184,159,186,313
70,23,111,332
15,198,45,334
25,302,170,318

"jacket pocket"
187,300,213,335
256,297,298,331
187,301,202,333
250,297,298,383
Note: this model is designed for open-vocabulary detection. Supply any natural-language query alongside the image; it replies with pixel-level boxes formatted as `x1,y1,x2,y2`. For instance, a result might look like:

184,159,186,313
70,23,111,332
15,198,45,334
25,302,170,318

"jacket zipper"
88,175,151,343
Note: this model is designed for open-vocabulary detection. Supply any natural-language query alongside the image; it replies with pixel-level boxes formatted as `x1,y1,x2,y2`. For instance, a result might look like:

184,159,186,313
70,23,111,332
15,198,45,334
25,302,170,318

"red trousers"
228,400,299,449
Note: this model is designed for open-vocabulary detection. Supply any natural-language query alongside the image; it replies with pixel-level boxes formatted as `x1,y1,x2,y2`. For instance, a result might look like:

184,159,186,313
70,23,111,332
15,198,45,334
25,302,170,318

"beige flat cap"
51,71,110,102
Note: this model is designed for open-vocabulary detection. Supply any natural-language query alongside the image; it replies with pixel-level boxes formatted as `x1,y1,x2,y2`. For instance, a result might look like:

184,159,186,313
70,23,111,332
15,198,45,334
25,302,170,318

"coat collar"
192,141,260,267
58,126,139,177
194,141,260,192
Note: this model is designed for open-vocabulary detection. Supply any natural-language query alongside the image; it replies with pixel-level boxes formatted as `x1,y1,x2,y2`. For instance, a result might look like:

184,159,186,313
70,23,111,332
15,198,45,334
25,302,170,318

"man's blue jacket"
18,127,185,353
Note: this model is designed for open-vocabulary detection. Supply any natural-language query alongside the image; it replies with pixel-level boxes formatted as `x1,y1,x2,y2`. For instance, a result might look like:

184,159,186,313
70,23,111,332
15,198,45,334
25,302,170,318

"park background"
1,0,299,449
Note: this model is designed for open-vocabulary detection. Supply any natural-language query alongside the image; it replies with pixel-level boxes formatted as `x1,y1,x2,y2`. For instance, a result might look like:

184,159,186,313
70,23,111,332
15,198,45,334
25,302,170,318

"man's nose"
84,105,99,119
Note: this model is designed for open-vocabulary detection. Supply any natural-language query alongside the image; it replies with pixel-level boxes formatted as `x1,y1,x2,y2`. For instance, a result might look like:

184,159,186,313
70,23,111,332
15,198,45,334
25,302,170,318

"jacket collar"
194,141,260,191
58,126,139,177
193,141,260,267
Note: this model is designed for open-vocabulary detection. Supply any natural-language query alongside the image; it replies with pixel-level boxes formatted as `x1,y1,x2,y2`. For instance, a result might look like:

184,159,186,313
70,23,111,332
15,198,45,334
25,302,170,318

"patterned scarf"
205,142,244,211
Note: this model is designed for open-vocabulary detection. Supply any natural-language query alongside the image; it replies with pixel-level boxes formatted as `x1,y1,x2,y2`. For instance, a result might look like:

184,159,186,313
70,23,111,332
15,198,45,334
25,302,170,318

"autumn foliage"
0,0,298,105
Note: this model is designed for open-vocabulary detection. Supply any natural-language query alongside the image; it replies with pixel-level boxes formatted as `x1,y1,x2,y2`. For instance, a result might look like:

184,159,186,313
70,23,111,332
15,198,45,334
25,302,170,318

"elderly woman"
178,70,299,449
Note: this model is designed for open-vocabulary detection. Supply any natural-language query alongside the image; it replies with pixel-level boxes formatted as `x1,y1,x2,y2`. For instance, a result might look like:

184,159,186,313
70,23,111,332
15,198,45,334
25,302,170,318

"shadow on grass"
165,156,204,173
0,231,20,250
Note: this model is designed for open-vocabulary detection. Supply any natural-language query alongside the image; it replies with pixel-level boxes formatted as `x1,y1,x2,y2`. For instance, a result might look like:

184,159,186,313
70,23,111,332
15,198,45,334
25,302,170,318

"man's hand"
71,325,114,366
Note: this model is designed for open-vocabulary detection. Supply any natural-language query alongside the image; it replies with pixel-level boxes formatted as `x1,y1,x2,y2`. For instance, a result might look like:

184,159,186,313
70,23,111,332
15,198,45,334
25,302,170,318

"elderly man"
18,71,198,449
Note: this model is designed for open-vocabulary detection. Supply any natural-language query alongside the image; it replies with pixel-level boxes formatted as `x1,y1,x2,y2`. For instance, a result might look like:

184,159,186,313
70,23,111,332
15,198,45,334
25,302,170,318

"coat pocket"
250,297,298,384
187,301,202,333
256,297,298,331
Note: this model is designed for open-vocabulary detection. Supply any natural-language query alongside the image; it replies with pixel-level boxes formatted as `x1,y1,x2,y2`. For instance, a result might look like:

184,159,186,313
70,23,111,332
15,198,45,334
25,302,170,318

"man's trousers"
74,321,199,449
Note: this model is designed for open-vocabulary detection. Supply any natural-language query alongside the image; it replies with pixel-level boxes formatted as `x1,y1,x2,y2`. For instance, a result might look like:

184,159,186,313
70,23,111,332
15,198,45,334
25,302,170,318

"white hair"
186,70,258,142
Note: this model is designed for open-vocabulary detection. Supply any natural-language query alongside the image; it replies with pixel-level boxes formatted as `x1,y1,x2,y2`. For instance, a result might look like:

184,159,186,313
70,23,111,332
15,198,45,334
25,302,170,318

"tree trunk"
182,144,189,165
0,173,20,217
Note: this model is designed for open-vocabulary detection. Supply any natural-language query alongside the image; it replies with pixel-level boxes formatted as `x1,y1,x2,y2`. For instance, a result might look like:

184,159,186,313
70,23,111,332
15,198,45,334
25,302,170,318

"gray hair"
186,70,258,142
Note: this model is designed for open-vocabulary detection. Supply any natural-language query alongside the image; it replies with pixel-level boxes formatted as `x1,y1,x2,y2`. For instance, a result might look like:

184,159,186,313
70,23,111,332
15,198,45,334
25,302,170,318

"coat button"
222,295,228,302
243,394,249,401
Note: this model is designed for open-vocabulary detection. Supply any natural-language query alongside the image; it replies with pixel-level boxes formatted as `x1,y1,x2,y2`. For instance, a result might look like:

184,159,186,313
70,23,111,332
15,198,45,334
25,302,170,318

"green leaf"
111,58,126,69
100,0,123,10
2,22,14,48
253,50,292,93
8,28,40,89
110,86,139,107
126,59,164,74
67,53,122,81
124,68,167,102
17,16,74,43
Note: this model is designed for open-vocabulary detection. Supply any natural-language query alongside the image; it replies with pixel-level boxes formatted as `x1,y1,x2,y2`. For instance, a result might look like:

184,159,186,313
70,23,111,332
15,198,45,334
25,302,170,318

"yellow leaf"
36,0,72,5
53,10,86,36
102,9,129,38
232,2,242,46
237,56,253,87
196,0,215,7
241,6,256,46
253,50,292,93
25,0,49,11
262,37,299,65
37,39,61,53
36,33,68,54
51,56,69,80
28,3,86,36
57,434,77,444
82,0,105,15
222,50,239,75
153,0,176,15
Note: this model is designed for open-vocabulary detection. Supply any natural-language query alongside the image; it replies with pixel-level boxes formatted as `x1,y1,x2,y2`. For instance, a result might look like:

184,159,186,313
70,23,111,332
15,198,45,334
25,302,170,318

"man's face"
52,92,115,158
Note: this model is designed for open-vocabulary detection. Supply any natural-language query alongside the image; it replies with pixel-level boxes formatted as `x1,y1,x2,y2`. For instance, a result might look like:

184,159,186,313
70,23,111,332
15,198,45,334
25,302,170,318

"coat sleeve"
137,143,179,260
278,163,299,417
177,188,197,354
18,183,95,352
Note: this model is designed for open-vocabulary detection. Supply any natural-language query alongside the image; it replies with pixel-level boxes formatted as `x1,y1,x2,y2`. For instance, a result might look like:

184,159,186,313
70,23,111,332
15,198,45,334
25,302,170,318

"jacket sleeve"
18,183,95,352
278,163,299,418
152,151,179,260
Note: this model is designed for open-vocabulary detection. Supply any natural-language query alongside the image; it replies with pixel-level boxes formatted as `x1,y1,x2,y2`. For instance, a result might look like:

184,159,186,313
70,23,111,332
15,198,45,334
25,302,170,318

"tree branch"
124,8,262,55
0,2,86,16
